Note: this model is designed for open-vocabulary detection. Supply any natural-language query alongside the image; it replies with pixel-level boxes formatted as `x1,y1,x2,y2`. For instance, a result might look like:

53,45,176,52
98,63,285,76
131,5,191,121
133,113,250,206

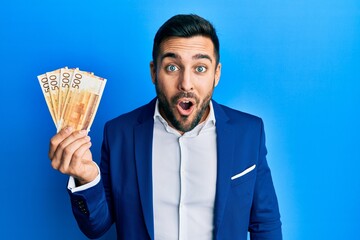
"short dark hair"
152,14,220,67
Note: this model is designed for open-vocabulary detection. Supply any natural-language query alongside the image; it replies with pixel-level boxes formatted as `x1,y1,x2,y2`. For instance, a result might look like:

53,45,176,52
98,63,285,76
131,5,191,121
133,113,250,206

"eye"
195,66,207,73
166,64,179,72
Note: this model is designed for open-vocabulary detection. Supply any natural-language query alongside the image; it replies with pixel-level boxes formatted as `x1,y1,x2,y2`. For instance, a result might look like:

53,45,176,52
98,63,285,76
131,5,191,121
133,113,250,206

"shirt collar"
153,99,216,136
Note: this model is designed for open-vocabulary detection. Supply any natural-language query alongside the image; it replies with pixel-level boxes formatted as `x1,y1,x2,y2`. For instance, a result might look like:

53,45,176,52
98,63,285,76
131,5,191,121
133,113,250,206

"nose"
178,68,193,92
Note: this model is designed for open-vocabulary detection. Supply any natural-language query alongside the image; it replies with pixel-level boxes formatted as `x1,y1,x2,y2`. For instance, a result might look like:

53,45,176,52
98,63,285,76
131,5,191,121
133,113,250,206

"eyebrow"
160,52,178,62
193,53,212,63
160,52,213,63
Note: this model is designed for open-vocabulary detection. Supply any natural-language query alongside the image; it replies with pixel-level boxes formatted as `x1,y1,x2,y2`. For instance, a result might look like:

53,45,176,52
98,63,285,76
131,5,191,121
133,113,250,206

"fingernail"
65,126,73,133
79,130,87,135
85,136,91,141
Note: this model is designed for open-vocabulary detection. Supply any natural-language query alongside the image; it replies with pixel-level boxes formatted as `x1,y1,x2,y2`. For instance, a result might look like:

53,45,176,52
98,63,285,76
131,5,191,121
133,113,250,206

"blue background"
1,0,359,239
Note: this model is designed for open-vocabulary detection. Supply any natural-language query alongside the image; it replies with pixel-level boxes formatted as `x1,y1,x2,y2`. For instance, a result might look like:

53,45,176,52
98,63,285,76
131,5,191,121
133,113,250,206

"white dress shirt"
68,100,218,240
152,100,217,240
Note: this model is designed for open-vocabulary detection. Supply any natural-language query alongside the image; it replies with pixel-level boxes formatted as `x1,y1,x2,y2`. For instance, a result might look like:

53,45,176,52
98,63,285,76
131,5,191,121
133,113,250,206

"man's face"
150,36,221,134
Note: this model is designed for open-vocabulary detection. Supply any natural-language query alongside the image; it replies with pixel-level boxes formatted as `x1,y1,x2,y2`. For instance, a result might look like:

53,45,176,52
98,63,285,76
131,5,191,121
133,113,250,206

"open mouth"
179,101,192,110
177,99,195,116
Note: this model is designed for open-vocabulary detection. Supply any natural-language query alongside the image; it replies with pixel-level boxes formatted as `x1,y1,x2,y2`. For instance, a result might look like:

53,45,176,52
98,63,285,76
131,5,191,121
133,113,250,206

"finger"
72,139,92,163
59,136,91,171
52,135,91,172
67,141,93,176
48,127,74,159
51,130,88,170
58,130,88,150
52,129,88,160
49,130,86,169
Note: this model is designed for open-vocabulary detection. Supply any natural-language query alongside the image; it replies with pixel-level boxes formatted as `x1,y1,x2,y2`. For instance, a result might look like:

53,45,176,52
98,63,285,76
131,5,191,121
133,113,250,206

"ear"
214,63,221,87
150,61,156,84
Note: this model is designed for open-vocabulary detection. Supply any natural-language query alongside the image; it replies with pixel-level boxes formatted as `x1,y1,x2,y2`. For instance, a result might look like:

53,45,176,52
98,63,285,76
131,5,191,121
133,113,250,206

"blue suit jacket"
69,98,282,240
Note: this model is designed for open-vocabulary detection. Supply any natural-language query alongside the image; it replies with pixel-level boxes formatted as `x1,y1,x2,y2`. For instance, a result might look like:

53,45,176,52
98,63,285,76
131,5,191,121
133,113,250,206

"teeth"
182,101,189,103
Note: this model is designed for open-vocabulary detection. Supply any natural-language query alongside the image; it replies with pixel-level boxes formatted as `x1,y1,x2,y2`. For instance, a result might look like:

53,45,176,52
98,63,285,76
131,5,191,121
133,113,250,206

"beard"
155,78,215,133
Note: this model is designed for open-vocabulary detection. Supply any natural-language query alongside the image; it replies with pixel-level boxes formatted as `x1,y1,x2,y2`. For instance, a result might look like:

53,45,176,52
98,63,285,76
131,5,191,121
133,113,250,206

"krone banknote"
46,69,61,123
37,73,57,126
58,69,106,132
59,67,75,121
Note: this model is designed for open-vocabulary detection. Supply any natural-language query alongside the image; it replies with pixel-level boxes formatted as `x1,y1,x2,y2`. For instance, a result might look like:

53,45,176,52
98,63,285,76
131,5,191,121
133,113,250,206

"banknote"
59,67,75,121
37,67,106,132
37,73,57,126
46,69,61,123
59,69,106,131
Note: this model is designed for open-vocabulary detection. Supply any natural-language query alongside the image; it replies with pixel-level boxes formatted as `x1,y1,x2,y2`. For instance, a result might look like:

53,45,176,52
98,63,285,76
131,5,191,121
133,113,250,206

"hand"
48,127,98,186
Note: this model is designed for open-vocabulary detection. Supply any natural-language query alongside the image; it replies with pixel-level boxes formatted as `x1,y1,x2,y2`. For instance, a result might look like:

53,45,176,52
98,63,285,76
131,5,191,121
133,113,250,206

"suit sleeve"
67,122,114,239
249,120,282,239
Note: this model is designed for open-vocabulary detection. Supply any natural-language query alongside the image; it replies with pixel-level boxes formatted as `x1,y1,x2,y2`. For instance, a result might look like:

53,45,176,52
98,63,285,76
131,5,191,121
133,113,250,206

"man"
49,14,282,240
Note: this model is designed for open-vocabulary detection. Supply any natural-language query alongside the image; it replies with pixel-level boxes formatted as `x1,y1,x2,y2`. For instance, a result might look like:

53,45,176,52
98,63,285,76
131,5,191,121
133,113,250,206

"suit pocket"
231,168,256,187
229,168,257,212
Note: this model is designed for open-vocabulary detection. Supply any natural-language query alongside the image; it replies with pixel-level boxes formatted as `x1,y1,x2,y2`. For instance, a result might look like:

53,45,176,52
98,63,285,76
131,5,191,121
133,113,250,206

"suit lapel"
212,101,236,238
134,99,156,240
